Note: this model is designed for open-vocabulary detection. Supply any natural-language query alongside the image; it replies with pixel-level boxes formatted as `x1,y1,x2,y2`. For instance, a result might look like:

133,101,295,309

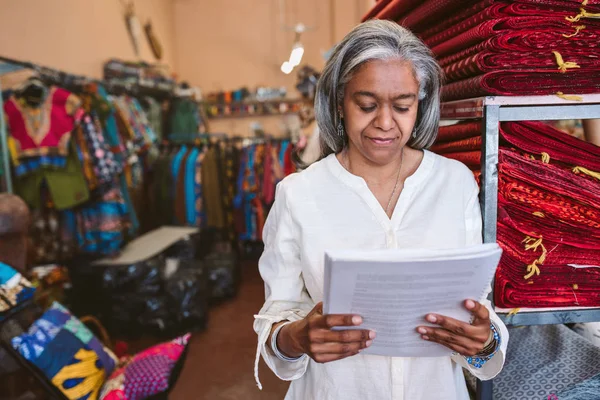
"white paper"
324,244,502,358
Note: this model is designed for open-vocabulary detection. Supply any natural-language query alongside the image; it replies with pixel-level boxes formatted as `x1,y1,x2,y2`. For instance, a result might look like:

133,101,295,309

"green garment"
15,141,89,210
170,100,199,135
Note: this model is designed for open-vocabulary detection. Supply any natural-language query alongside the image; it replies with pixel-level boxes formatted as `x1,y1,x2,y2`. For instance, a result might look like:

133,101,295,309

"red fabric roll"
419,0,495,39
498,200,600,249
498,149,600,213
362,0,393,21
440,151,481,168
424,2,599,48
441,69,600,101
397,0,480,30
436,121,482,143
438,28,600,68
501,121,600,172
443,49,600,83
498,222,600,267
431,17,600,58
431,136,482,154
494,251,600,308
375,0,422,20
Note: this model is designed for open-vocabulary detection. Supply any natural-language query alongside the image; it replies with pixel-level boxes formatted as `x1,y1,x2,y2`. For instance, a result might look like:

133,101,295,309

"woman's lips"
367,137,397,145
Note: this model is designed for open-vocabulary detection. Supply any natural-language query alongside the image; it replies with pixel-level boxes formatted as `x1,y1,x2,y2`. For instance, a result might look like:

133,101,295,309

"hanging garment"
194,148,208,228
29,207,76,264
3,87,80,169
15,141,90,211
169,99,199,135
184,147,200,226
202,148,225,229
141,97,163,141
175,148,193,225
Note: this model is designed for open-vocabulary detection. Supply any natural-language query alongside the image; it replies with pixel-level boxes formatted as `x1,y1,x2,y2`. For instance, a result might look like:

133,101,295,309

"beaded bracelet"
465,322,501,369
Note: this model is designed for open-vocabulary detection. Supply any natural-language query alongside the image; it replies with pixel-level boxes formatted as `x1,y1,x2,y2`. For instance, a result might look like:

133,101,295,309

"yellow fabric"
533,211,546,218
552,51,581,73
556,92,584,101
566,8,600,23
51,348,104,400
573,166,600,180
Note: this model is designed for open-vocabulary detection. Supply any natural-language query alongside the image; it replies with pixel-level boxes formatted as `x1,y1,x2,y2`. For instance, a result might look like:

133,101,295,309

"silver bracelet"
271,322,306,362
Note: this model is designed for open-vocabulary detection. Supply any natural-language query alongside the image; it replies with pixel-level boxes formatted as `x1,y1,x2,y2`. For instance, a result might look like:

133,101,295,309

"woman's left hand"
416,299,491,357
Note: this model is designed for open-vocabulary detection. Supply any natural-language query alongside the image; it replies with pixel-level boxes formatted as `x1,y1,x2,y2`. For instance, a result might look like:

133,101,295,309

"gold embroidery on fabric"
562,25,586,38
541,152,551,164
566,8,600,23
508,308,521,317
556,92,584,101
522,236,547,280
533,212,546,218
573,166,600,180
552,51,581,73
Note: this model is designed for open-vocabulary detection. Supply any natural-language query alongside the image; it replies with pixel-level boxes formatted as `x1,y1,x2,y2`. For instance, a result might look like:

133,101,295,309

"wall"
0,0,176,81
173,0,373,136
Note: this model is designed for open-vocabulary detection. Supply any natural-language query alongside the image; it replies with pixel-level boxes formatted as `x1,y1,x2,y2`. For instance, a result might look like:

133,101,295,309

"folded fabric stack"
363,0,600,100
435,121,600,308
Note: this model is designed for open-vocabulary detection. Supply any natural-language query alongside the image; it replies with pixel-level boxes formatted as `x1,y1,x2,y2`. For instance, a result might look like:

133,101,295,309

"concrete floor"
169,262,290,399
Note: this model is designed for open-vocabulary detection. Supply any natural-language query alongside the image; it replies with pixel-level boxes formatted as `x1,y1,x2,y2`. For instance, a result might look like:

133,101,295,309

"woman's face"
342,58,419,166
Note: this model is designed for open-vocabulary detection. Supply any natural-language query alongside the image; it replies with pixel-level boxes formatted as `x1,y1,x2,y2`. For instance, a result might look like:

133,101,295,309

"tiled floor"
170,262,290,399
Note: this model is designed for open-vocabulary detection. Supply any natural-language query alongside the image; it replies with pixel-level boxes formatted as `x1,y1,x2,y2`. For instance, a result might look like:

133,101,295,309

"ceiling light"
281,61,293,74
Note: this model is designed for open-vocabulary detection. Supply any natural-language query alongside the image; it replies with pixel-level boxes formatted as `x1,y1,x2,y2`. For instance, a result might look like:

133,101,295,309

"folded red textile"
498,200,600,249
501,121,600,172
431,17,600,58
442,69,600,101
362,0,393,21
424,3,600,48
498,172,600,229
431,136,482,154
397,0,480,30
419,0,495,39
499,149,600,211
374,0,422,20
440,151,481,168
419,0,600,40
498,222,600,266
443,49,600,83
494,251,600,308
436,121,482,143
438,28,600,68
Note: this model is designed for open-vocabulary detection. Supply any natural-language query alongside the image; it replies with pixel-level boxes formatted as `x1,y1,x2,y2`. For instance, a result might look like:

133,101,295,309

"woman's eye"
394,106,409,112
360,106,376,112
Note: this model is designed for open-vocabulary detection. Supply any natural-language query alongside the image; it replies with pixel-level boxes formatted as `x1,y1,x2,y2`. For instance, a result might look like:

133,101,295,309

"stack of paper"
324,244,502,357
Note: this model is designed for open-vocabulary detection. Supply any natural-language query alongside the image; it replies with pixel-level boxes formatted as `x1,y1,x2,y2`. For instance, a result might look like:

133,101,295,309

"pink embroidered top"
3,86,81,159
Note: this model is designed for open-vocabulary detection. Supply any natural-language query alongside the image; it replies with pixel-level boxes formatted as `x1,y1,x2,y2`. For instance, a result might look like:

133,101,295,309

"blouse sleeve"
450,174,510,381
253,179,314,389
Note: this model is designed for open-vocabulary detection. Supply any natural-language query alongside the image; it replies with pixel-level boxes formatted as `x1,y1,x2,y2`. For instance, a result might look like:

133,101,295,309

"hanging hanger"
15,74,49,107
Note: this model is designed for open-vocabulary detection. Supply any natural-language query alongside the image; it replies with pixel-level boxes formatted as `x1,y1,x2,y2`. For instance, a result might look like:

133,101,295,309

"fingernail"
369,330,376,339
366,340,373,347
417,327,427,334
352,316,362,325
422,335,430,340
426,315,437,323
466,300,475,309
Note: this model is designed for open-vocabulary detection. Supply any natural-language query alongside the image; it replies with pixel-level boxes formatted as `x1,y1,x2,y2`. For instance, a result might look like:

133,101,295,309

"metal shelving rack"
441,94,600,400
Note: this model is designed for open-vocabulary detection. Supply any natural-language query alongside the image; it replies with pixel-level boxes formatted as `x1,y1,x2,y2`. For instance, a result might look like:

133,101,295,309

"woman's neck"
341,146,406,187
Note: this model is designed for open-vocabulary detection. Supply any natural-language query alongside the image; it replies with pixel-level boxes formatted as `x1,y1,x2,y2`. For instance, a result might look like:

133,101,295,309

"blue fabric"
0,261,17,283
1,262,36,321
172,146,188,188
233,149,247,209
555,373,600,400
185,148,200,225
14,155,68,177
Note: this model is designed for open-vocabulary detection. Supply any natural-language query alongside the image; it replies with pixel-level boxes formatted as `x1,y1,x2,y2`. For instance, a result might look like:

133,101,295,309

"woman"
254,20,508,400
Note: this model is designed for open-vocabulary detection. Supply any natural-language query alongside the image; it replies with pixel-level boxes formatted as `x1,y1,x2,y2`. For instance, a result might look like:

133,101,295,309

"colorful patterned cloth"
99,334,191,400
3,86,80,164
11,302,117,400
0,262,36,321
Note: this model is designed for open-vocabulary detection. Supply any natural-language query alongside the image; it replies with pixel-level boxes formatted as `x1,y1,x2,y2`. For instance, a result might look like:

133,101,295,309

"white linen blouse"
253,150,509,400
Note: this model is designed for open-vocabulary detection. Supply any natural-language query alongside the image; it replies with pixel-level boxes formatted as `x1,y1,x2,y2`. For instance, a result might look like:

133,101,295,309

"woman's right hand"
277,302,376,363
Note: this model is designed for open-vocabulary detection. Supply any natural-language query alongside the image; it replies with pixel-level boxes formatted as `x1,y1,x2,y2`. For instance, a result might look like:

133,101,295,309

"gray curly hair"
315,20,443,158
